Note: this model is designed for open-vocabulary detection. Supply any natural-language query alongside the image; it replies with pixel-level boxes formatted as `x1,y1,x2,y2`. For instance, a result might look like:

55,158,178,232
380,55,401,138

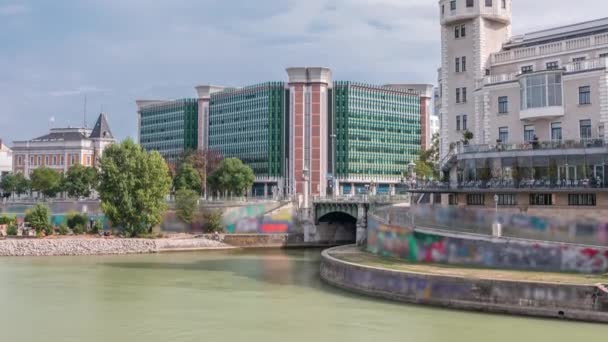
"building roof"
505,17,608,49
31,130,89,142
89,113,114,140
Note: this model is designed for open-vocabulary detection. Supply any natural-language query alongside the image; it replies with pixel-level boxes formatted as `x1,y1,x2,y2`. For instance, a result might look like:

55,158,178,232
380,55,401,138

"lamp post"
302,166,310,213
492,194,502,237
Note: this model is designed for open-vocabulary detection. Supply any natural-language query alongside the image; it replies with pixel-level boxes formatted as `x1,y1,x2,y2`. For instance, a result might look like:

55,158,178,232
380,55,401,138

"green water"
0,249,606,342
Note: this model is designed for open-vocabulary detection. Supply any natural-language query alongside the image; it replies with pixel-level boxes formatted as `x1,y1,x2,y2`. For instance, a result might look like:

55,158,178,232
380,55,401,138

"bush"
203,210,224,233
175,189,199,224
72,224,85,235
90,219,103,235
44,225,53,236
58,224,69,235
67,212,88,229
25,204,50,233
0,216,13,225
7,224,17,236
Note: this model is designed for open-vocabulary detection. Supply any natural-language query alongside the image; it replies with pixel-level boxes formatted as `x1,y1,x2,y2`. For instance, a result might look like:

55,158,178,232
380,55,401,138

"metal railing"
461,139,606,154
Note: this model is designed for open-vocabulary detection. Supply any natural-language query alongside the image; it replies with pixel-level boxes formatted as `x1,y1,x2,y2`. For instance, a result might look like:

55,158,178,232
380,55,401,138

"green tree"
63,164,97,199
66,211,88,229
14,173,31,197
24,204,50,234
174,162,202,194
179,149,223,197
207,158,255,196
461,130,474,145
175,189,199,224
0,174,16,197
98,139,172,237
30,167,63,198
203,210,224,233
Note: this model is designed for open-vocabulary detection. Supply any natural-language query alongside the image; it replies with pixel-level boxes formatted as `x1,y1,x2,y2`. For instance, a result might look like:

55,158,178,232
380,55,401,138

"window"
456,88,461,103
498,127,508,143
462,114,468,130
52,156,57,165
450,0,456,10
524,125,535,142
580,119,592,140
449,194,458,205
455,57,460,72
461,25,466,37
462,87,467,103
521,65,533,74
550,122,562,141
498,96,508,114
456,115,461,131
600,53,608,58
485,0,493,6
501,0,506,8
467,194,485,206
467,0,474,7
546,61,559,70
17,156,22,166
462,56,467,71
569,194,596,206
573,56,586,62
497,194,516,206
520,73,562,110
455,26,460,38
579,86,591,105
442,4,445,15
530,194,552,206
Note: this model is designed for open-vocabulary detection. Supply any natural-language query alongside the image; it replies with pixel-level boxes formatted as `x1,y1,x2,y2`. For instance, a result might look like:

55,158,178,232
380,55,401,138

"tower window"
485,0,493,6
502,0,506,8
450,0,456,10
462,56,467,71
455,57,460,72
467,0,474,7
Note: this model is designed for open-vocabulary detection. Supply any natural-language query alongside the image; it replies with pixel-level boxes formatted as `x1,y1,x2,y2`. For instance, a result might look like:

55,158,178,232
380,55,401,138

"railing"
461,139,606,154
492,32,608,64
565,58,606,72
457,178,608,190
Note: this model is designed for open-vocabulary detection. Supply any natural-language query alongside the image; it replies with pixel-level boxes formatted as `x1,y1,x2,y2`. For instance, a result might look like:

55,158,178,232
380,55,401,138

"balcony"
460,139,606,155
520,105,564,121
565,58,607,73
492,32,608,65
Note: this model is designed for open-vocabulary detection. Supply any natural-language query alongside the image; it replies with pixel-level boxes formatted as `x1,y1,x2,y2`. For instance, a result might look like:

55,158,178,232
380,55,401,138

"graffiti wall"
367,214,608,274
223,203,295,234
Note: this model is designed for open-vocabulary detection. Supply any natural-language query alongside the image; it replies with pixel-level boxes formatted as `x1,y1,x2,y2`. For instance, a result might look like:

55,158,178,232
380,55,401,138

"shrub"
90,219,103,235
203,210,224,233
175,189,198,224
72,224,85,235
44,225,53,236
24,204,50,233
66,212,88,229
0,216,13,225
58,224,69,235
7,224,17,236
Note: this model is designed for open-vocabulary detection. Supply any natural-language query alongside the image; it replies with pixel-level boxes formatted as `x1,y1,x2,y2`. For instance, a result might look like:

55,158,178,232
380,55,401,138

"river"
0,249,605,341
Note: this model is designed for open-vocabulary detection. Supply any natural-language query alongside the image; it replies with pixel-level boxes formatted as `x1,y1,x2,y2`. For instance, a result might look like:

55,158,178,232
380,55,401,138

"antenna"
83,94,88,128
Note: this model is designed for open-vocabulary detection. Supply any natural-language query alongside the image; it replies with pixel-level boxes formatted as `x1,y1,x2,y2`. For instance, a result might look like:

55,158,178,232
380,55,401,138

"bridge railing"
313,194,410,204
373,205,608,247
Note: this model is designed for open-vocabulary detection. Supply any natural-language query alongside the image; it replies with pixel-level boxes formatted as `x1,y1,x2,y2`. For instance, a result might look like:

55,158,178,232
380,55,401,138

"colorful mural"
223,204,294,234
367,214,608,274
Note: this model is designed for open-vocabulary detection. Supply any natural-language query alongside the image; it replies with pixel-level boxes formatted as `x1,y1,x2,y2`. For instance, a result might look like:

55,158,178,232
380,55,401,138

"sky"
1,0,607,144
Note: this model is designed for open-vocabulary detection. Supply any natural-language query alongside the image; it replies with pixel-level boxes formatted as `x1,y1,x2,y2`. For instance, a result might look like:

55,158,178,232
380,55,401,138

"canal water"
0,249,605,341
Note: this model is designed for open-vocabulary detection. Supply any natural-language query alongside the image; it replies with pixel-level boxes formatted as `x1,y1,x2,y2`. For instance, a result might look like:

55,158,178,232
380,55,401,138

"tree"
414,133,440,181
98,139,172,237
63,164,98,199
174,162,202,194
207,158,255,197
203,210,223,233
0,174,16,197
30,167,63,198
175,189,199,224
461,130,474,145
14,173,31,197
180,149,223,197
24,204,50,234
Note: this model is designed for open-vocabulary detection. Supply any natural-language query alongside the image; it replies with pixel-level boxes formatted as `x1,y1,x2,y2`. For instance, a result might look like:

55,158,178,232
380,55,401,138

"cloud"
0,3,29,16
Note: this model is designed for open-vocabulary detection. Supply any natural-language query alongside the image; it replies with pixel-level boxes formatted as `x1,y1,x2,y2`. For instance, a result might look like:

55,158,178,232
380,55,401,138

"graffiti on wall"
367,215,608,274
224,204,294,234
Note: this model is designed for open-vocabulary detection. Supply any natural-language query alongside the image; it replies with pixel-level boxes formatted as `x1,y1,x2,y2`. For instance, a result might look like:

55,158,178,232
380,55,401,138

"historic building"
435,0,608,208
12,113,115,176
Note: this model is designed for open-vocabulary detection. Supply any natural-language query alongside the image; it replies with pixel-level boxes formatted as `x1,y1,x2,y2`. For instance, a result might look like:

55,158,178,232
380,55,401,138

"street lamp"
492,194,502,237
302,166,310,211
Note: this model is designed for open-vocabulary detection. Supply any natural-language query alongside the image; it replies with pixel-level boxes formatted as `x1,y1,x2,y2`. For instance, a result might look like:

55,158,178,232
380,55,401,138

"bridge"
309,195,410,245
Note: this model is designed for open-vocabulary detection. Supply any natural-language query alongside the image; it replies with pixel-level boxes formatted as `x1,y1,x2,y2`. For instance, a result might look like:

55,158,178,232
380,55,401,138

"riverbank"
320,245,608,323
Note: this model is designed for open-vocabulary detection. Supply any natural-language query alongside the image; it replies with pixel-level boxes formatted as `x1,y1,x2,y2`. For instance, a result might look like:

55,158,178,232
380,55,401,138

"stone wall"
320,247,608,323
0,237,228,257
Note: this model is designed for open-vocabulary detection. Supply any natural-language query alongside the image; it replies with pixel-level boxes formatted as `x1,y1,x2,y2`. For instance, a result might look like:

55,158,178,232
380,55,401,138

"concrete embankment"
320,245,608,323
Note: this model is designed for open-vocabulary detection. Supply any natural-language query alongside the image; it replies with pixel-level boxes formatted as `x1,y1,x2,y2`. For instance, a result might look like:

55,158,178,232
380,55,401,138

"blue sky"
0,0,605,144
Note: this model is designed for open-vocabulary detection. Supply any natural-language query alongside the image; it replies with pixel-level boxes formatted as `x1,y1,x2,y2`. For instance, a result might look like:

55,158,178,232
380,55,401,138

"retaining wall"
320,246,608,323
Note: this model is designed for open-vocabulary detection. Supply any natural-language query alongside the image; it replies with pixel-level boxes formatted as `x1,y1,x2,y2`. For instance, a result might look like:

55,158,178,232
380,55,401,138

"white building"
0,139,12,179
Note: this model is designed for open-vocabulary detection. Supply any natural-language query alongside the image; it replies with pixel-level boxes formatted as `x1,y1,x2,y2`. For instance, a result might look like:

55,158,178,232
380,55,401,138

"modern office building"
0,139,12,180
137,68,430,199
208,82,287,196
12,113,115,176
136,98,199,164
333,81,423,195
434,0,608,208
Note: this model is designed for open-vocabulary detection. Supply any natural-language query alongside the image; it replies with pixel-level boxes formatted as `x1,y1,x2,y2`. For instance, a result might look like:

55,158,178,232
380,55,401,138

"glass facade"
139,99,198,163
333,81,422,178
208,82,285,178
